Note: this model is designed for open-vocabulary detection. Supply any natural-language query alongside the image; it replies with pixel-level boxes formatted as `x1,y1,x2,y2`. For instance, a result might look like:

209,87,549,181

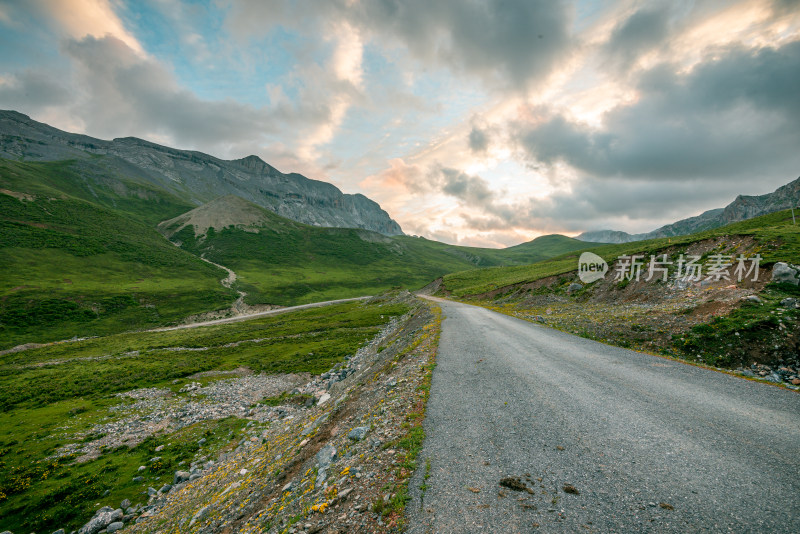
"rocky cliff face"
578,178,800,243
0,110,403,235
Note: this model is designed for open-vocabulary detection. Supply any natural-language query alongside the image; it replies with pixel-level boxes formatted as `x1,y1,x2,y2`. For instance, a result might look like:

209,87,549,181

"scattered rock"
347,426,369,441
173,470,191,485
120,498,130,509
566,282,583,294
659,502,675,510
105,522,124,533
467,486,480,493
316,444,337,469
77,507,123,534
189,505,212,527
562,484,580,495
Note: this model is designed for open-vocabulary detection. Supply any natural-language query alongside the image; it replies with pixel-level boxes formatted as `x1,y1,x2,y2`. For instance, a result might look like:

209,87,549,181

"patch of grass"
675,284,800,367
419,457,431,506
258,391,313,407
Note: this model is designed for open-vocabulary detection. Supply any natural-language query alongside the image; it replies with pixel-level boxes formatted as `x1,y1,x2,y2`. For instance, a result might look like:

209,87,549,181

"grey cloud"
602,5,671,73
354,0,573,90
519,40,800,183
0,70,71,110
441,167,496,206
226,0,574,92
468,127,489,153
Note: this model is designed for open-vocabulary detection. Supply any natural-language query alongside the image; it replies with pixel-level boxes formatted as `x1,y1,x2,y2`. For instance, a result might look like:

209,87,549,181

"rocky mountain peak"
0,110,404,236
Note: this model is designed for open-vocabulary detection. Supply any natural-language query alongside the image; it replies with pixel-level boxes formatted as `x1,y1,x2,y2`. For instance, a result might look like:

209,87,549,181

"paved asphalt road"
407,298,800,533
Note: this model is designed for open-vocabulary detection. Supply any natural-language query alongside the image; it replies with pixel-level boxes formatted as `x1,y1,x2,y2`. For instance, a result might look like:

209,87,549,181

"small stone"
347,426,369,441
566,282,583,294
105,523,124,533
173,471,191,485
648,502,657,507
52,530,66,534
239,468,248,476
792,378,800,385
132,476,144,483
189,505,212,527
198,438,207,446
120,499,130,509
159,484,172,494
137,465,146,472
316,444,337,469
147,487,157,496
154,445,165,452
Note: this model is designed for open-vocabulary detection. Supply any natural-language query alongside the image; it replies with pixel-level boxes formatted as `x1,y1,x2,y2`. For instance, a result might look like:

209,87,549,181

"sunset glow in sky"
1,0,799,246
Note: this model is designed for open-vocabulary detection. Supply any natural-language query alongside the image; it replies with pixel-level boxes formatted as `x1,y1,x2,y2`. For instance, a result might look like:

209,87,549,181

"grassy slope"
0,299,408,532
441,209,800,297
167,202,589,306
0,159,236,349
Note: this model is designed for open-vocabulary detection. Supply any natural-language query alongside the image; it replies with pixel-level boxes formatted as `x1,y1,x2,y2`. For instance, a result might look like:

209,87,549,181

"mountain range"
577,177,800,243
0,110,403,235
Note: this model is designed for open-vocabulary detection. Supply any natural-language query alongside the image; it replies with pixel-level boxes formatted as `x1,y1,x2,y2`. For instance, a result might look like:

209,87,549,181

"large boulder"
772,262,799,285
77,507,123,534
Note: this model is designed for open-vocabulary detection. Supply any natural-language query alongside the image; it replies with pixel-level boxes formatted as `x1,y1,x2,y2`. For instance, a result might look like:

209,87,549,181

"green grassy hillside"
0,160,236,349
163,198,590,306
439,209,800,298
0,157,589,347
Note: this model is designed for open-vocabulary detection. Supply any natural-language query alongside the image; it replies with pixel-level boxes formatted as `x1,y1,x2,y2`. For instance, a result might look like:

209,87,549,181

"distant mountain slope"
160,197,591,305
578,177,800,243
0,110,403,235
0,159,236,349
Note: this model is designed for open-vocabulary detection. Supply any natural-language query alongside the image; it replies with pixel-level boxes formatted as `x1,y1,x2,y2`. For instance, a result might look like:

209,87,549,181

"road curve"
407,297,800,533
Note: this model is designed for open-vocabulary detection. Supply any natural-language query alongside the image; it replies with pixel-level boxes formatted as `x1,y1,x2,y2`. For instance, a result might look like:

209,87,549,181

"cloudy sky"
1,0,799,246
